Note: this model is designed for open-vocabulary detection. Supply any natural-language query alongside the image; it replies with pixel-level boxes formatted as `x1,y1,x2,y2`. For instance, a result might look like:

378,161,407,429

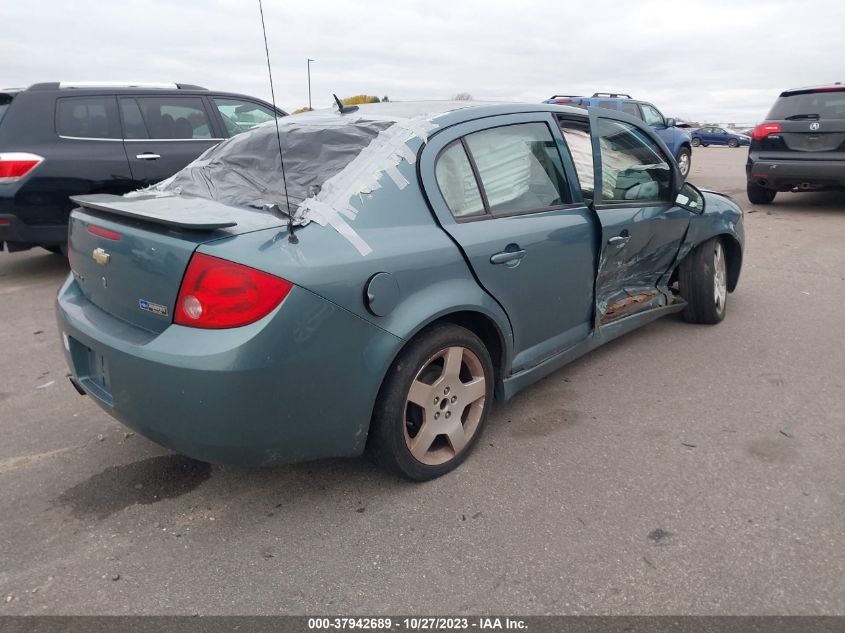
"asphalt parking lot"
0,147,843,615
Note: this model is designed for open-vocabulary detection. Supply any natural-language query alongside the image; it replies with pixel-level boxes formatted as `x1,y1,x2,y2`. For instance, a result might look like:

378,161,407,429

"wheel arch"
364,308,511,450
672,232,742,292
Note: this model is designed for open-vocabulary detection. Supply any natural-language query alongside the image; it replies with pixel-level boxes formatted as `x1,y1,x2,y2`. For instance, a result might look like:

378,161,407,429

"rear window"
767,90,845,120
141,116,394,209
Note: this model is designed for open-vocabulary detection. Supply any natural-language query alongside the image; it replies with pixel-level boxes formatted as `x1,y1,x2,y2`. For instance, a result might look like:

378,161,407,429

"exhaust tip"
68,375,87,396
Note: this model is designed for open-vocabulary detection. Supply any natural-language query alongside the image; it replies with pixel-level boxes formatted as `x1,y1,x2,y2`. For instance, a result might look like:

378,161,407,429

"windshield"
767,90,845,120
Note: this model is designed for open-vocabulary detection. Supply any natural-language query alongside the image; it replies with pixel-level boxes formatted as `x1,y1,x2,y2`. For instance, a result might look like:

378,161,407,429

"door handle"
136,153,161,160
608,235,631,249
490,248,527,265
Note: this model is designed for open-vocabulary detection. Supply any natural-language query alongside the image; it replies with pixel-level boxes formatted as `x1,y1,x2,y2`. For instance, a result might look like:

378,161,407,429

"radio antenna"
258,0,297,244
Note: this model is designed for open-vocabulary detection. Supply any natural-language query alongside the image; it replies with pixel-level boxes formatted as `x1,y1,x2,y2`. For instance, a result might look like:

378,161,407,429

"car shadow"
0,249,69,285
765,189,845,212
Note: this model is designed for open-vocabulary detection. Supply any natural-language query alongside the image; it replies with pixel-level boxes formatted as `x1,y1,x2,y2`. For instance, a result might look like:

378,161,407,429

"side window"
119,99,149,139
640,104,665,127
597,100,617,110
595,118,673,203
621,102,642,119
133,97,212,139
435,141,486,219
56,97,119,139
464,122,570,215
213,98,276,136
557,118,595,195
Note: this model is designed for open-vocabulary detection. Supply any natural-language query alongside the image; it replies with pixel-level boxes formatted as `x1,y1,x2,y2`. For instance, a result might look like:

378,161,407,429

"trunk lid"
69,194,284,333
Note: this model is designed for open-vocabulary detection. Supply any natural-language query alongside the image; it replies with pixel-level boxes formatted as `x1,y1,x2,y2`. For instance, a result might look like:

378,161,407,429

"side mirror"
665,117,676,127
675,182,705,214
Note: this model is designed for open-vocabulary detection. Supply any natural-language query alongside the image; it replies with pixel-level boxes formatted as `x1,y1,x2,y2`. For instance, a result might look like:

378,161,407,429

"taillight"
752,123,782,141
174,253,292,329
0,152,44,183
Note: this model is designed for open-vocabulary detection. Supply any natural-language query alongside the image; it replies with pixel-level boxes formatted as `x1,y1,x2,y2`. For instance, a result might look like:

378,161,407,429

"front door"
420,114,597,372
119,96,221,188
586,111,692,322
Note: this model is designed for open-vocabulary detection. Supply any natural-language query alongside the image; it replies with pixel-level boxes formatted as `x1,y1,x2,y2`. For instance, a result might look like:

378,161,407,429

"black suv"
747,83,845,204
0,82,285,253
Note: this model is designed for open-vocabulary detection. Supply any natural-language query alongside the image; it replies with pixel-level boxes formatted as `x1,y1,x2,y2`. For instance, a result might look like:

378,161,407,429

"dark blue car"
691,126,751,148
545,93,693,177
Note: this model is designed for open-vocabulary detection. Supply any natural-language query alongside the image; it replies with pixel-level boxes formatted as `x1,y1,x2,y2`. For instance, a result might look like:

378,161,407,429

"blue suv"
545,93,693,177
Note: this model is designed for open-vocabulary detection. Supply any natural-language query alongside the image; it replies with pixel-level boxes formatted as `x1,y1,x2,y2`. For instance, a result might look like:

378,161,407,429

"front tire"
370,324,494,480
691,137,701,147
676,147,692,178
679,237,728,324
728,138,739,148
747,182,776,205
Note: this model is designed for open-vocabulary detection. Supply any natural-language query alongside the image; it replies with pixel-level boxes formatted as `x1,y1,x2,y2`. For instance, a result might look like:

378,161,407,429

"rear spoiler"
70,194,237,230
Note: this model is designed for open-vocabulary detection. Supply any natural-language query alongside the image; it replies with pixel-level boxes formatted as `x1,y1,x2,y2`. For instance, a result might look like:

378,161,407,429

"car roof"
780,83,844,96
289,100,588,130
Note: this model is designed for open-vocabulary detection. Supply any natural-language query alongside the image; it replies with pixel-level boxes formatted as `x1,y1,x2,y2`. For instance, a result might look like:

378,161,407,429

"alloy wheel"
403,346,487,466
678,152,690,177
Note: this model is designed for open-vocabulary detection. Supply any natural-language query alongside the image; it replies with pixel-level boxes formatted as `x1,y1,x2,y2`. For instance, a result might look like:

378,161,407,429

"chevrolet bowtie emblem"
92,248,110,265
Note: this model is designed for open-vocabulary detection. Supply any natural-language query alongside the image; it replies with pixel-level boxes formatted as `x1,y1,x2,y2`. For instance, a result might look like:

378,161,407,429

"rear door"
420,113,596,371
120,95,222,187
585,109,691,322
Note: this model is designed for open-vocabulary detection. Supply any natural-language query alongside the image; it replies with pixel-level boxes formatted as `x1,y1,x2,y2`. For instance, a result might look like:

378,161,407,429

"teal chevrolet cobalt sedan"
56,101,744,480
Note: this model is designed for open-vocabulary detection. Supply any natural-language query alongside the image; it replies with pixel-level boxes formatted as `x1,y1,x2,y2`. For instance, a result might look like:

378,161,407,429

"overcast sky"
2,0,843,124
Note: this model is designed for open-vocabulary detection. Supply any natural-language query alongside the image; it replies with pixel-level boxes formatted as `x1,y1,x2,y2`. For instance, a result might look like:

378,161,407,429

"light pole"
307,58,315,111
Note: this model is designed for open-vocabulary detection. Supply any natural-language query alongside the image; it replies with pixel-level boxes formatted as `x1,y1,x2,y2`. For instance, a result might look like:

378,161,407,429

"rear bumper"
747,157,845,190
55,276,403,465
0,213,66,250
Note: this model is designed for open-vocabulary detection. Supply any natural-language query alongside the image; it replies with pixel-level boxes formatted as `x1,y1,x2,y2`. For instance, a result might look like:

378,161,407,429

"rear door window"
463,122,570,216
557,118,595,194
212,98,276,135
56,97,120,139
598,100,617,110
435,141,486,219
130,97,214,139
621,102,642,119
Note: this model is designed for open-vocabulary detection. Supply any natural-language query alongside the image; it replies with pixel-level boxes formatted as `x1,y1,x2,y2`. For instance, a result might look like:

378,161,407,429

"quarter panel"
57,277,403,464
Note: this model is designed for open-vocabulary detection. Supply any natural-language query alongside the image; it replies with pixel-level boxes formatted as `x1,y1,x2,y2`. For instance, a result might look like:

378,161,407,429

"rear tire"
679,237,728,325
369,324,494,481
747,182,776,205
691,137,701,147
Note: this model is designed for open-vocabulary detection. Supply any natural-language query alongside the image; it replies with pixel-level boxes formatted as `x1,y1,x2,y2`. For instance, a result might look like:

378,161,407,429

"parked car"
0,82,285,254
691,126,750,148
544,93,693,178
57,101,744,480
746,83,845,204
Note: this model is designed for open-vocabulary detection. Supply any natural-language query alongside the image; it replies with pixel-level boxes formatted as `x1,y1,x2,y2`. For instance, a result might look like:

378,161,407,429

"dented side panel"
593,202,690,323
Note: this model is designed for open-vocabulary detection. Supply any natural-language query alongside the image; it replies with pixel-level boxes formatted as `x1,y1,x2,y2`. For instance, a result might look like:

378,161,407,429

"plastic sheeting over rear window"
140,116,395,209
